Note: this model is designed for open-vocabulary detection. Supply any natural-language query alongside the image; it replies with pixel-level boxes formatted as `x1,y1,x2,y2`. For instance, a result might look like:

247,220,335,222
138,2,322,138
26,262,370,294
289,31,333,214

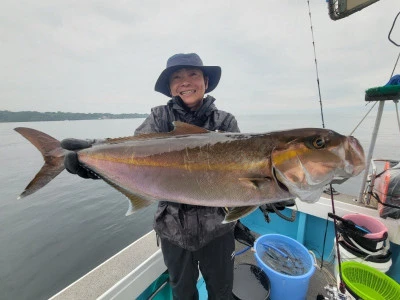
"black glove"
260,200,296,213
259,200,296,223
61,138,100,179
234,220,256,247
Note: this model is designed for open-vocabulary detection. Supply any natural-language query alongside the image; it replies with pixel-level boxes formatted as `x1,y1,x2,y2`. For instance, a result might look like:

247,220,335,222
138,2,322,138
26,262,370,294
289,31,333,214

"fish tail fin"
14,127,67,198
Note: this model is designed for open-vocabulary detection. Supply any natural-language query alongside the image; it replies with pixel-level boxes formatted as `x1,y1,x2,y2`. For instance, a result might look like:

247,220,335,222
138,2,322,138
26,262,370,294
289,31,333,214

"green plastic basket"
341,261,400,300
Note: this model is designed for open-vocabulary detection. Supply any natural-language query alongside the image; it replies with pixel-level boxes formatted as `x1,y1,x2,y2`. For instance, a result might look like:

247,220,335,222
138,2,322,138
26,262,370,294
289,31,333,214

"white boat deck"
50,230,165,300
49,194,400,299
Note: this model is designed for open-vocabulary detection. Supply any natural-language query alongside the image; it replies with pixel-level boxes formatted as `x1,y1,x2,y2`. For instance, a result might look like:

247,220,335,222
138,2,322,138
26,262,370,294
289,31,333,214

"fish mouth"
273,167,289,193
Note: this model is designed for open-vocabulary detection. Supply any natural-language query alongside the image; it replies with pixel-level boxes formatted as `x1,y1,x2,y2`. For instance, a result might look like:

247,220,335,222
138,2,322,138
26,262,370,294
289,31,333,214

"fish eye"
312,137,325,149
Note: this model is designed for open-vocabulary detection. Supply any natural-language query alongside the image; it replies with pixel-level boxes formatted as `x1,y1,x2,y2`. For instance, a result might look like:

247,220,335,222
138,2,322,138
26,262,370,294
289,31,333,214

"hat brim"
154,65,221,97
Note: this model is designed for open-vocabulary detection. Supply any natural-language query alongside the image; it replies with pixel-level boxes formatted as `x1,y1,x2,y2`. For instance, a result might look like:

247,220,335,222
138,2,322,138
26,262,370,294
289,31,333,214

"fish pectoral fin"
238,177,272,189
101,177,154,215
125,194,154,216
223,206,259,223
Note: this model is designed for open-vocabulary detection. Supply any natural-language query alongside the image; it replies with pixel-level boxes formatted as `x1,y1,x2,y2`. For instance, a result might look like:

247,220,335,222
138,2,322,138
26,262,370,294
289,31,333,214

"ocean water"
0,110,399,299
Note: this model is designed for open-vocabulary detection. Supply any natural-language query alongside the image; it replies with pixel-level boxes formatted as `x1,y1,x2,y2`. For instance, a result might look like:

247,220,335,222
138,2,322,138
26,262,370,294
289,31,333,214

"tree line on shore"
0,110,148,122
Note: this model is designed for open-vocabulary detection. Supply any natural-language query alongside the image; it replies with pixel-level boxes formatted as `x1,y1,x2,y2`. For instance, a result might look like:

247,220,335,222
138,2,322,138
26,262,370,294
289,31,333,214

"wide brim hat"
155,53,221,97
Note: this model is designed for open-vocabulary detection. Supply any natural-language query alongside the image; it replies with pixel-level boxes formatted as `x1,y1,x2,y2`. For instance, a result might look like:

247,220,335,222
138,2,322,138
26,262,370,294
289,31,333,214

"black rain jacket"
134,95,240,250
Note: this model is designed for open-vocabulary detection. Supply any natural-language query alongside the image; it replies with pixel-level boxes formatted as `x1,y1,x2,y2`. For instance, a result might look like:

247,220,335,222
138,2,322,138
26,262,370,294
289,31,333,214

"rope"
349,101,378,136
388,12,400,47
395,101,400,133
389,51,400,78
389,13,400,133
391,51,400,134
349,50,399,136
235,246,251,256
350,12,400,136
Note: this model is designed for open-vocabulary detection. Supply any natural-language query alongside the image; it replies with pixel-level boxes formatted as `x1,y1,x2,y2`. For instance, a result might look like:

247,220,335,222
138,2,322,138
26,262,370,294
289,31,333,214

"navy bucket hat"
154,53,221,97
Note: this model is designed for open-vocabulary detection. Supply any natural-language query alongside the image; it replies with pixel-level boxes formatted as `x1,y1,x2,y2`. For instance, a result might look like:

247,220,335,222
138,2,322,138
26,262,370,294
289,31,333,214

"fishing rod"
307,0,346,294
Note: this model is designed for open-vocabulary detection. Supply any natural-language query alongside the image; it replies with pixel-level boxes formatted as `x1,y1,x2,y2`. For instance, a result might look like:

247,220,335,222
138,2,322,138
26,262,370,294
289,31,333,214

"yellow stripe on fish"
80,151,269,172
271,147,311,166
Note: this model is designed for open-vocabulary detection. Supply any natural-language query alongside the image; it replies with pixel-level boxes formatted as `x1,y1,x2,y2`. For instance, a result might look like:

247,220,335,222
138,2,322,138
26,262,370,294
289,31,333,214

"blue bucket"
254,234,315,300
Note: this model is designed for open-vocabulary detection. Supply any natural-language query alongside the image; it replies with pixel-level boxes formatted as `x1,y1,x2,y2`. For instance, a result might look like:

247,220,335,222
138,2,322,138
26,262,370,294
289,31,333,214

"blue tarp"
386,74,400,86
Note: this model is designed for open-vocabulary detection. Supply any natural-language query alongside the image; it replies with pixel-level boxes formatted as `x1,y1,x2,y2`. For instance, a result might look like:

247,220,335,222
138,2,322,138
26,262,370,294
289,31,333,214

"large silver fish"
15,122,365,222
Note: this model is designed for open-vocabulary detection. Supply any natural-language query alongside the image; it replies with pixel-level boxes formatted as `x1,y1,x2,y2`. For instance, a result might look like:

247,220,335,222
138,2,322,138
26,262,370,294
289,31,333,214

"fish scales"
78,134,279,207
14,122,365,222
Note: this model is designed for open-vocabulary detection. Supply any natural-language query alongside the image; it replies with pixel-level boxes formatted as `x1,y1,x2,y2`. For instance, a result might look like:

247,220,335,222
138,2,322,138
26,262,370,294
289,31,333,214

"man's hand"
61,138,100,179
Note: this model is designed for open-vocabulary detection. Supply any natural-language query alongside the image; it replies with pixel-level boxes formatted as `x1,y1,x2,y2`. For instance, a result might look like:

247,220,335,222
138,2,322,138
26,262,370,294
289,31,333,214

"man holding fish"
15,54,365,300
66,53,242,299
135,53,240,299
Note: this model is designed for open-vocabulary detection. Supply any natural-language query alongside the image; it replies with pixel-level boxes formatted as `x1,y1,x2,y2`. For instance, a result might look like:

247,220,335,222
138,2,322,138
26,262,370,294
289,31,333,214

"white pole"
358,101,385,204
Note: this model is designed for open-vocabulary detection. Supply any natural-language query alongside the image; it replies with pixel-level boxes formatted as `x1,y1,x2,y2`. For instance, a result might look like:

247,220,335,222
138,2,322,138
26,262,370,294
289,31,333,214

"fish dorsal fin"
223,206,259,223
103,121,209,144
171,121,209,135
101,177,154,215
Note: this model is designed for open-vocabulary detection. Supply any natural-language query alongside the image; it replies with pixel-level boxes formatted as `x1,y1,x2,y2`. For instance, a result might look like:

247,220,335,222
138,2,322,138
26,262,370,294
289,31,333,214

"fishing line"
307,0,325,129
320,217,330,269
349,53,399,136
307,1,345,292
395,101,400,133
350,54,400,136
393,53,400,134
388,13,400,134
389,51,400,78
349,101,378,136
327,186,346,293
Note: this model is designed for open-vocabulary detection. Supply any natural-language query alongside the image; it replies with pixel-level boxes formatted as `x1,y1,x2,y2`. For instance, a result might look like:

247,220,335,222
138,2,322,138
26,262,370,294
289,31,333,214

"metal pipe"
358,101,385,204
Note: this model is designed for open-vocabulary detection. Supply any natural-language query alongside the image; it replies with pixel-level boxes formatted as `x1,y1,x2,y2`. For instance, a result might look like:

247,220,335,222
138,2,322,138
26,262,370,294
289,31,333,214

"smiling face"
169,68,209,110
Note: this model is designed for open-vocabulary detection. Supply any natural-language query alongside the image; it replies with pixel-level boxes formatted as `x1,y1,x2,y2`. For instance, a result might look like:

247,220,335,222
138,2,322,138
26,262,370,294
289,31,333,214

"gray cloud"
1,0,399,116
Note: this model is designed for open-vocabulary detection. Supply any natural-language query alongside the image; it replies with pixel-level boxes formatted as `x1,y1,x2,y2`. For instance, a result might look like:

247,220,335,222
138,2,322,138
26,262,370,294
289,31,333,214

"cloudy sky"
1,0,399,116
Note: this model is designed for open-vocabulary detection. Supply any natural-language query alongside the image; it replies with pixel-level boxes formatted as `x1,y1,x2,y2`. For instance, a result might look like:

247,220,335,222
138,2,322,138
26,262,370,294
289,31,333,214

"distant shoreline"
0,110,148,123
